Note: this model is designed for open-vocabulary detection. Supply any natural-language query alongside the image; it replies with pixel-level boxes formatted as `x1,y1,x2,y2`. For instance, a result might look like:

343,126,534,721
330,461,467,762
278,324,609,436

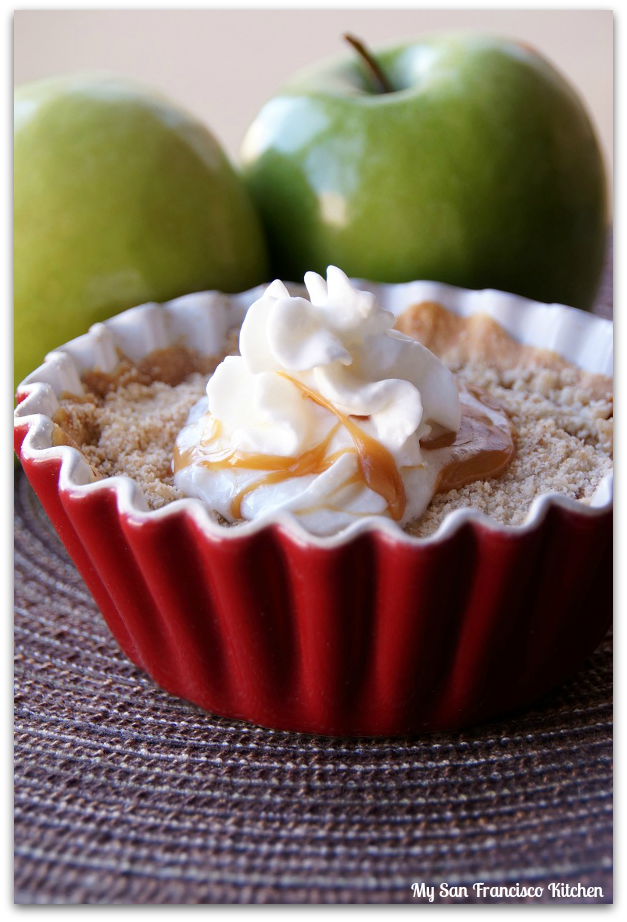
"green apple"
14,73,269,393
240,33,608,310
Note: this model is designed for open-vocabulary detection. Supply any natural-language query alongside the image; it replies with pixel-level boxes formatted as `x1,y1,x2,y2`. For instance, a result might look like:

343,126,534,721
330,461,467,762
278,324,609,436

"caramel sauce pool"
426,385,516,494
173,378,515,522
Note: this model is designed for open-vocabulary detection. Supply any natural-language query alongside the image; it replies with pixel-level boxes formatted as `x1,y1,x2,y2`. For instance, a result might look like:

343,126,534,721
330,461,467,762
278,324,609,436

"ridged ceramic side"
14,281,613,735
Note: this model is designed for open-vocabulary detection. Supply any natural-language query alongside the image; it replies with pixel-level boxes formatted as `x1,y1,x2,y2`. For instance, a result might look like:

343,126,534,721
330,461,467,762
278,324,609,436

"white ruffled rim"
15,279,614,549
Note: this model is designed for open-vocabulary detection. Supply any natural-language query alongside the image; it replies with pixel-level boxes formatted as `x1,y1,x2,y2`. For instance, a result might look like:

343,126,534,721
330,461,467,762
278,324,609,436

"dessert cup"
14,280,613,736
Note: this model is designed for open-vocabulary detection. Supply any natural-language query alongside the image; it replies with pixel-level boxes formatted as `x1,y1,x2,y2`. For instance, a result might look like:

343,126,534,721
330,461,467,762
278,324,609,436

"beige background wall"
14,8,613,196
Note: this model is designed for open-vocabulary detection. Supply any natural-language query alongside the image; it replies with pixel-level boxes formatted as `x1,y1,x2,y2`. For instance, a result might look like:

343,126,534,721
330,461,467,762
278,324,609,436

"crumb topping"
52,304,613,533
396,303,612,536
53,347,222,509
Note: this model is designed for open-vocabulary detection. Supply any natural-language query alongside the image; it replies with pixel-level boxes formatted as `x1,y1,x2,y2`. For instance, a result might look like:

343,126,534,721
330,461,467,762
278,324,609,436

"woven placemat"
14,239,613,905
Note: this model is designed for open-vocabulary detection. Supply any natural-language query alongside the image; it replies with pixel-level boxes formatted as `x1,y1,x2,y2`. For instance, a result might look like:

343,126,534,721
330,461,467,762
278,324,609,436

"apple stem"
343,33,393,94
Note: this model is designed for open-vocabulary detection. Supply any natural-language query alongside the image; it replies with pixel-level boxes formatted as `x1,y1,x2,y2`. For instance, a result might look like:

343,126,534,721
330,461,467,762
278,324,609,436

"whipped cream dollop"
174,266,461,535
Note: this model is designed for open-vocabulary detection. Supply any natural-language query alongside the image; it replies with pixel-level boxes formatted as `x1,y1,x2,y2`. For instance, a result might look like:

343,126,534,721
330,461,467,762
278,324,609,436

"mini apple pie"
15,273,613,735
49,272,612,539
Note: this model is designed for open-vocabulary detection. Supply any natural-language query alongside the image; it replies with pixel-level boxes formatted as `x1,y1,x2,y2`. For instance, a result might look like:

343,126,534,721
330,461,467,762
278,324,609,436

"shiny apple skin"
14,74,269,393
241,35,608,310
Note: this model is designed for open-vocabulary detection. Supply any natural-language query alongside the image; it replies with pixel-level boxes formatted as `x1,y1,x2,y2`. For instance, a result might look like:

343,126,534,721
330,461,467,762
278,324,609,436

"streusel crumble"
52,301,613,535
396,302,612,535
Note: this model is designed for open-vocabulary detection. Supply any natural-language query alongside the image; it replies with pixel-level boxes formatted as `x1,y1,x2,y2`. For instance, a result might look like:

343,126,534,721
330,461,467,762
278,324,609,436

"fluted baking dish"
14,280,613,736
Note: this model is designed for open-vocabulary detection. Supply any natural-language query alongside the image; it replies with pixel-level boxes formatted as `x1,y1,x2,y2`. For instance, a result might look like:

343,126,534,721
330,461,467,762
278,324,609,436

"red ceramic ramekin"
14,280,613,736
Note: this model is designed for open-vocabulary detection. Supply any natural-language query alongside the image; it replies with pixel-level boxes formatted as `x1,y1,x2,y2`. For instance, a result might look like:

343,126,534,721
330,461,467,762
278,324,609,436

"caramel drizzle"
278,374,407,520
173,374,406,520
173,379,515,523
227,425,348,520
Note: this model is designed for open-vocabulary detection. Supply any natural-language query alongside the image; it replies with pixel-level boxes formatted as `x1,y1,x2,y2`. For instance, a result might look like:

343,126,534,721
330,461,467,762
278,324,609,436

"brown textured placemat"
14,238,613,905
